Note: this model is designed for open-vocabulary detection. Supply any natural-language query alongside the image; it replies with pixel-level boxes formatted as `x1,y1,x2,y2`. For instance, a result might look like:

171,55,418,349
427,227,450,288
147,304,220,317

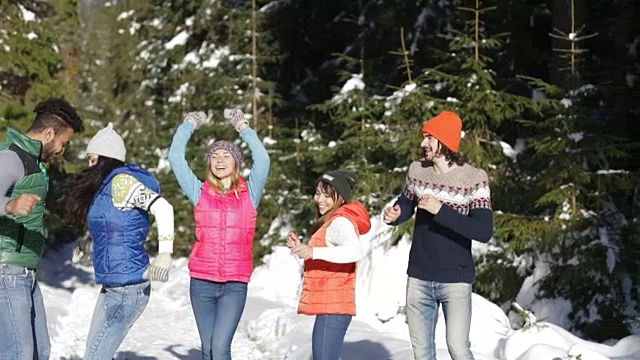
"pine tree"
0,0,84,247
509,0,640,338
0,0,78,135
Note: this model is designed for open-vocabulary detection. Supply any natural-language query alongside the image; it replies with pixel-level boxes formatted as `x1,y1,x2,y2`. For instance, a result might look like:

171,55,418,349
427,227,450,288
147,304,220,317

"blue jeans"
311,314,352,360
83,281,150,360
190,278,248,360
406,277,474,360
0,264,50,360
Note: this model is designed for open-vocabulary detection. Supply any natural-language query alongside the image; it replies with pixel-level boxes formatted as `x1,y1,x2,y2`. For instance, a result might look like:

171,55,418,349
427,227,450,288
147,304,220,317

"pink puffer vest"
189,179,257,283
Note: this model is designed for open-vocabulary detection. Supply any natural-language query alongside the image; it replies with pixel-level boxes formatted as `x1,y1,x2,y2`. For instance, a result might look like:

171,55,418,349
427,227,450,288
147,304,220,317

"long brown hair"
308,181,346,236
437,142,466,167
54,156,124,229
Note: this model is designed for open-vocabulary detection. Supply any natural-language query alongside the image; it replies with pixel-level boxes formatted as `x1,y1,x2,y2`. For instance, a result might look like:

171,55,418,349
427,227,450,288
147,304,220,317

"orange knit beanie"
421,110,463,152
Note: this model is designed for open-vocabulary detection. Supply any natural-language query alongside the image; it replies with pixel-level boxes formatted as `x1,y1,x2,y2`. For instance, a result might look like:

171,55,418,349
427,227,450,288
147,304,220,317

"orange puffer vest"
297,201,371,316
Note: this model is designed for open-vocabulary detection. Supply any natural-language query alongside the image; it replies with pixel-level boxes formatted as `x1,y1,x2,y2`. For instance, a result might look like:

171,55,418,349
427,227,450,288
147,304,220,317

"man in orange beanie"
383,110,493,360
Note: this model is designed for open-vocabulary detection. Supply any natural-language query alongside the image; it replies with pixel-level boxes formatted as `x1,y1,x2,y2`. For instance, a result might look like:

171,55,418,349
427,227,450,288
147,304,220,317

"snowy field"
38,213,640,360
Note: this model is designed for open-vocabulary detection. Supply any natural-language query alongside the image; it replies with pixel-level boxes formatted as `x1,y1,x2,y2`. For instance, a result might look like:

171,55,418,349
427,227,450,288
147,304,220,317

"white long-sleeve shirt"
311,217,362,264
111,173,174,254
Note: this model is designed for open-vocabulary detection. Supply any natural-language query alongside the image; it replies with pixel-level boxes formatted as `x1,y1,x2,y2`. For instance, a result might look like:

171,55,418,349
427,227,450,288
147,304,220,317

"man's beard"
421,148,432,159
40,142,55,162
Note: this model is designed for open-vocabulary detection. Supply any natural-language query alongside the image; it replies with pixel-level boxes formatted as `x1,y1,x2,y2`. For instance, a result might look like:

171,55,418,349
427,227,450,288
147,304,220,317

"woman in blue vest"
56,123,175,360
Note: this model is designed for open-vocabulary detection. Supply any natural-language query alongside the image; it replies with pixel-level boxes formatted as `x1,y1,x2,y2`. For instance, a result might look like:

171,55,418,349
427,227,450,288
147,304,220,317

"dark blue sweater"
392,162,493,283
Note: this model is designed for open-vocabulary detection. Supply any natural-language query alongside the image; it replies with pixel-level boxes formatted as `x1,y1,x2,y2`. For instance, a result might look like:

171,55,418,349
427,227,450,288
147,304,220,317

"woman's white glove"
223,108,249,132
143,253,172,282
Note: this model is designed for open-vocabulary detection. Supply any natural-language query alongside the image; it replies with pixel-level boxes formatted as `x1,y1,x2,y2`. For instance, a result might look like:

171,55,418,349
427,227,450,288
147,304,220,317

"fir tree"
0,0,78,135
0,0,84,247
510,0,640,338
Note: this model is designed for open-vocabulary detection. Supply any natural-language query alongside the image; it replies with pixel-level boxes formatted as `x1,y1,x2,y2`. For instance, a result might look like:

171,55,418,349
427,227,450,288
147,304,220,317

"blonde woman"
168,109,270,360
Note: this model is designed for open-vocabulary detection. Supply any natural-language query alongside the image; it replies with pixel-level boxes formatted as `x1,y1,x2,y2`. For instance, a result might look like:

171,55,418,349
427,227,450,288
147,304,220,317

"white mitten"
223,108,249,132
143,253,172,282
183,111,211,129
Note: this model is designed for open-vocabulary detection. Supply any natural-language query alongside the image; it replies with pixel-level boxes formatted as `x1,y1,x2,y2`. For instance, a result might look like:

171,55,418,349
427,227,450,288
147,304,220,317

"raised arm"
240,126,270,208
223,108,270,208
168,121,203,206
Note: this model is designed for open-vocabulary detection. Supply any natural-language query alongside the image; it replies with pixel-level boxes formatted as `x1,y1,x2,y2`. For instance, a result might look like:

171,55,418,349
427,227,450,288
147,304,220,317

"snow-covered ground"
38,213,640,359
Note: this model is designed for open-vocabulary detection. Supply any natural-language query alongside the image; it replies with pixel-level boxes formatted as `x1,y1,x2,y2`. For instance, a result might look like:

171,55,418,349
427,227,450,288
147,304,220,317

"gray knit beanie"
85,122,126,162
207,140,243,167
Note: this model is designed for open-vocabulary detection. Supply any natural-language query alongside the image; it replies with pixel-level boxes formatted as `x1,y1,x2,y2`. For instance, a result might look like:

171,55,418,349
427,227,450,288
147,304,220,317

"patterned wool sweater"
392,162,493,283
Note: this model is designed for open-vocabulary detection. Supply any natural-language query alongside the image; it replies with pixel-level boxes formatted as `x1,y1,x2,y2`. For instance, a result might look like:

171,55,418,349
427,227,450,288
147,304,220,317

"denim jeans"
0,264,50,360
311,314,352,360
83,281,150,360
190,278,248,360
406,277,474,360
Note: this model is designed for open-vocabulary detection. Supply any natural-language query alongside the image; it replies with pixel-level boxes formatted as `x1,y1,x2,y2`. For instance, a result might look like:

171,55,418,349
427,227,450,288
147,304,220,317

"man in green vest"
0,98,84,360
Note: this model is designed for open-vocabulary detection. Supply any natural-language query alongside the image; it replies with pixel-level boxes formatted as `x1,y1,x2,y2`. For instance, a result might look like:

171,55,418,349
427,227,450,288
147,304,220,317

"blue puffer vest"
88,164,160,286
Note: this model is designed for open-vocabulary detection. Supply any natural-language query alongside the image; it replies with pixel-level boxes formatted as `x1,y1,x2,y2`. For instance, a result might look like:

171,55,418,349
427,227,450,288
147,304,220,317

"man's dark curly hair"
439,144,466,167
422,142,467,167
28,98,84,134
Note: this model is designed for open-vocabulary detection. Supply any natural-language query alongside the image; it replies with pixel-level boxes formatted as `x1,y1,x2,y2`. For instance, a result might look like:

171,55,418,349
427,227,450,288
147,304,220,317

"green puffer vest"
0,128,48,269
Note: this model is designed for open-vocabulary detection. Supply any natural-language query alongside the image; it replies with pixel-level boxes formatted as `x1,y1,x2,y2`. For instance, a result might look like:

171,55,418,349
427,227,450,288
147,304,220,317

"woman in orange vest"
288,170,371,360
